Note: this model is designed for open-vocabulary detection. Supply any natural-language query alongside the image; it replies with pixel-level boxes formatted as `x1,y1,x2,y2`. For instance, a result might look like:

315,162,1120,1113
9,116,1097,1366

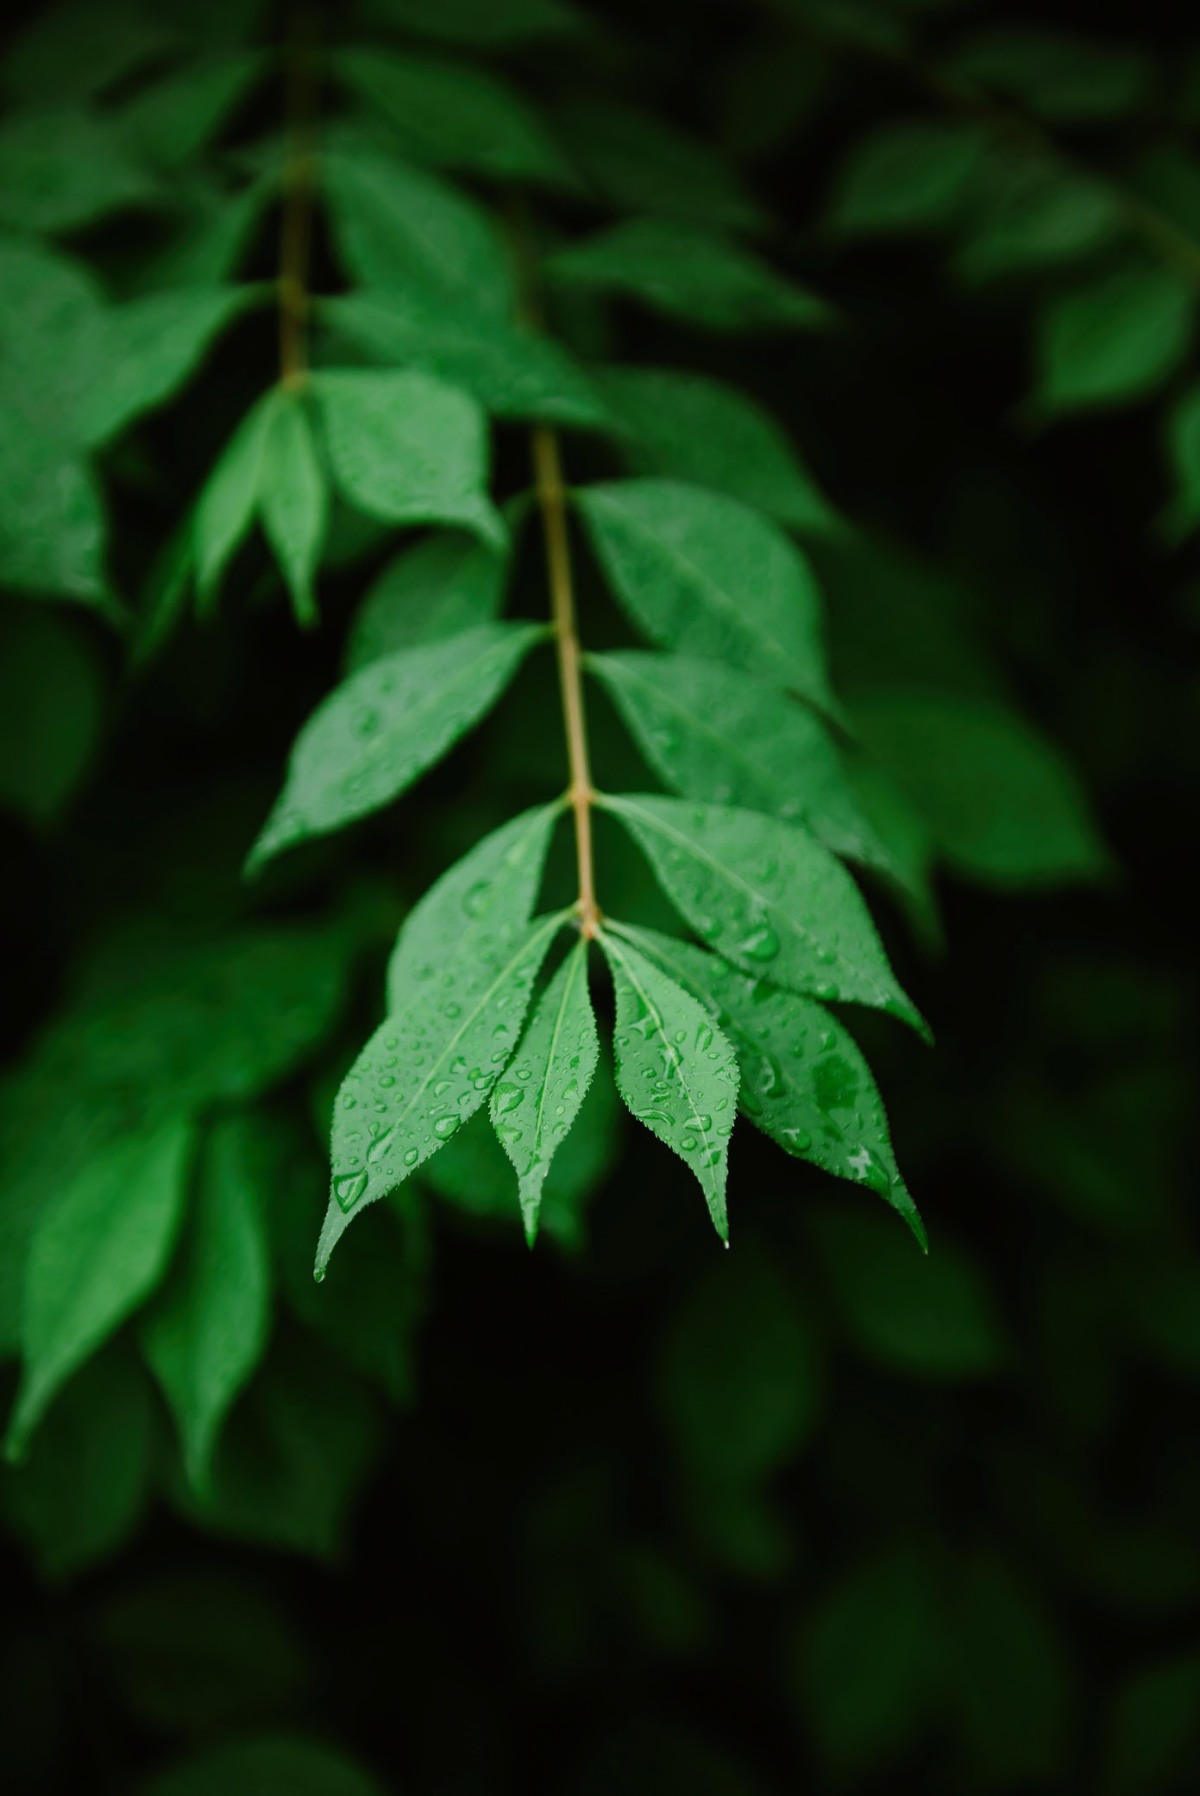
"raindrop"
333,1170,369,1212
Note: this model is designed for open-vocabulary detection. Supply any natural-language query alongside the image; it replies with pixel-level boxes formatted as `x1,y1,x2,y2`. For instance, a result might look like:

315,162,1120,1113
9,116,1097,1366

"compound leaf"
599,365,838,533
490,939,600,1242
248,622,544,871
7,1117,195,1460
601,930,739,1239
312,367,504,546
140,1116,272,1494
345,530,509,672
603,793,925,1034
319,911,566,1273
577,480,834,711
621,926,923,1243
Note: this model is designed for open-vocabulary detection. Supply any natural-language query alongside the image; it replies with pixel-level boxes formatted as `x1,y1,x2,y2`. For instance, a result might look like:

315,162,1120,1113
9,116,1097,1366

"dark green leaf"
344,530,509,672
0,603,106,824
361,0,582,46
2,1,177,104
952,161,1120,283
79,287,255,449
0,417,107,606
140,1116,272,1492
491,939,600,1242
577,480,834,710
553,97,766,232
603,794,925,1033
7,1117,195,1458
142,1735,388,1796
313,367,505,545
546,219,830,332
0,106,155,233
601,930,739,1239
114,51,264,169
1101,1653,1200,1795
599,366,839,532
828,120,985,234
948,28,1153,122
1034,266,1193,414
247,623,544,870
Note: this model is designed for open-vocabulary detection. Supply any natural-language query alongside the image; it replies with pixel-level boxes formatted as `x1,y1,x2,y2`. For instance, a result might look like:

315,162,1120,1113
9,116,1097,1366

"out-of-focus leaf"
947,28,1153,122
344,531,509,672
828,120,985,234
0,107,156,233
0,604,106,824
141,1733,389,1796
1034,267,1193,414
553,98,767,232
1102,1653,1200,1795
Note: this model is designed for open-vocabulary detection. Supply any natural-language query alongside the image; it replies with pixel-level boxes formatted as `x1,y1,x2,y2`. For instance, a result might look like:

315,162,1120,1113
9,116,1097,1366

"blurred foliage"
1,0,1198,1792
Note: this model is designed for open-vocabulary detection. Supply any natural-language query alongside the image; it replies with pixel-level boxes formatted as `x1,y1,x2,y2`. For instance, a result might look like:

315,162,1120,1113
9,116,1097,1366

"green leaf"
828,120,985,234
312,368,504,546
601,930,739,1239
387,802,560,1006
577,480,834,710
0,106,155,233
319,912,565,1273
322,292,610,430
490,939,600,1243
345,531,509,672
142,1734,389,1796
114,51,265,169
948,27,1152,123
0,234,105,400
194,391,276,603
621,926,923,1242
260,391,328,627
952,161,1121,284
322,143,515,315
2,1,177,104
0,1345,155,1580
1165,384,1200,539
546,219,830,332
0,418,107,605
0,603,106,824
588,651,893,877
852,691,1106,886
361,0,582,46
7,1117,195,1460
602,794,925,1034
808,1207,1006,1378
140,1116,272,1493
598,366,838,533
78,287,255,449
552,97,766,233
336,48,572,186
1102,1653,1200,1795
1034,266,1193,414
248,623,544,871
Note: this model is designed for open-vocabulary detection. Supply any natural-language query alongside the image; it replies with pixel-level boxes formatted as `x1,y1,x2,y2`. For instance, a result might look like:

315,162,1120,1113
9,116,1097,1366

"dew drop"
333,1170,369,1212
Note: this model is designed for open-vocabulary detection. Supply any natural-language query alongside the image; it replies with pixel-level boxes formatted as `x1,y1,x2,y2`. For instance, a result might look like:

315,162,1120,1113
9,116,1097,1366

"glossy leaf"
577,480,834,710
336,48,572,185
1034,267,1193,414
7,1118,195,1459
828,120,985,234
345,531,509,672
602,793,925,1034
491,939,600,1242
248,623,544,871
546,219,830,332
602,931,739,1238
322,143,515,314
599,366,838,533
259,392,327,627
319,912,566,1273
622,926,922,1241
588,651,893,876
140,1117,272,1493
322,292,610,429
312,368,505,546
0,106,155,233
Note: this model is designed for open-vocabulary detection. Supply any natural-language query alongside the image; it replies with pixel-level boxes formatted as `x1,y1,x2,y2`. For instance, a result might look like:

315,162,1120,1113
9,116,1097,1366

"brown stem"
278,7,319,388
531,425,600,939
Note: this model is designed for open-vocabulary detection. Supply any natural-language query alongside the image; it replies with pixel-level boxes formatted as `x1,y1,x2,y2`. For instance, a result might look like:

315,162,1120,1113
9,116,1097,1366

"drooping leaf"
319,912,566,1272
0,234,105,396
588,651,893,876
312,368,505,546
322,142,515,314
546,219,830,332
7,1117,196,1459
322,292,611,429
193,391,276,603
0,106,156,233
336,48,572,186
827,120,985,235
114,51,265,169
577,480,834,710
345,530,509,672
601,930,739,1239
602,793,925,1034
248,623,544,871
598,366,838,533
78,287,256,449
852,691,1107,886
140,1115,272,1493
1034,266,1193,414
947,27,1153,123
490,939,600,1242
621,926,923,1241
552,97,766,232
0,417,107,606
142,1734,389,1796
259,391,328,627
952,160,1121,283
387,802,560,1005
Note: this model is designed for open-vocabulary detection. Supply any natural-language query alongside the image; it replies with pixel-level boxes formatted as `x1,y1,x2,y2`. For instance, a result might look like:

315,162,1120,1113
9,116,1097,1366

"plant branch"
532,425,600,939
278,6,319,388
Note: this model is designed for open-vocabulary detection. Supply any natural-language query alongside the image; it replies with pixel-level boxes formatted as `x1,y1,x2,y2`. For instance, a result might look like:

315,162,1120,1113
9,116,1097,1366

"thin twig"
278,6,319,388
